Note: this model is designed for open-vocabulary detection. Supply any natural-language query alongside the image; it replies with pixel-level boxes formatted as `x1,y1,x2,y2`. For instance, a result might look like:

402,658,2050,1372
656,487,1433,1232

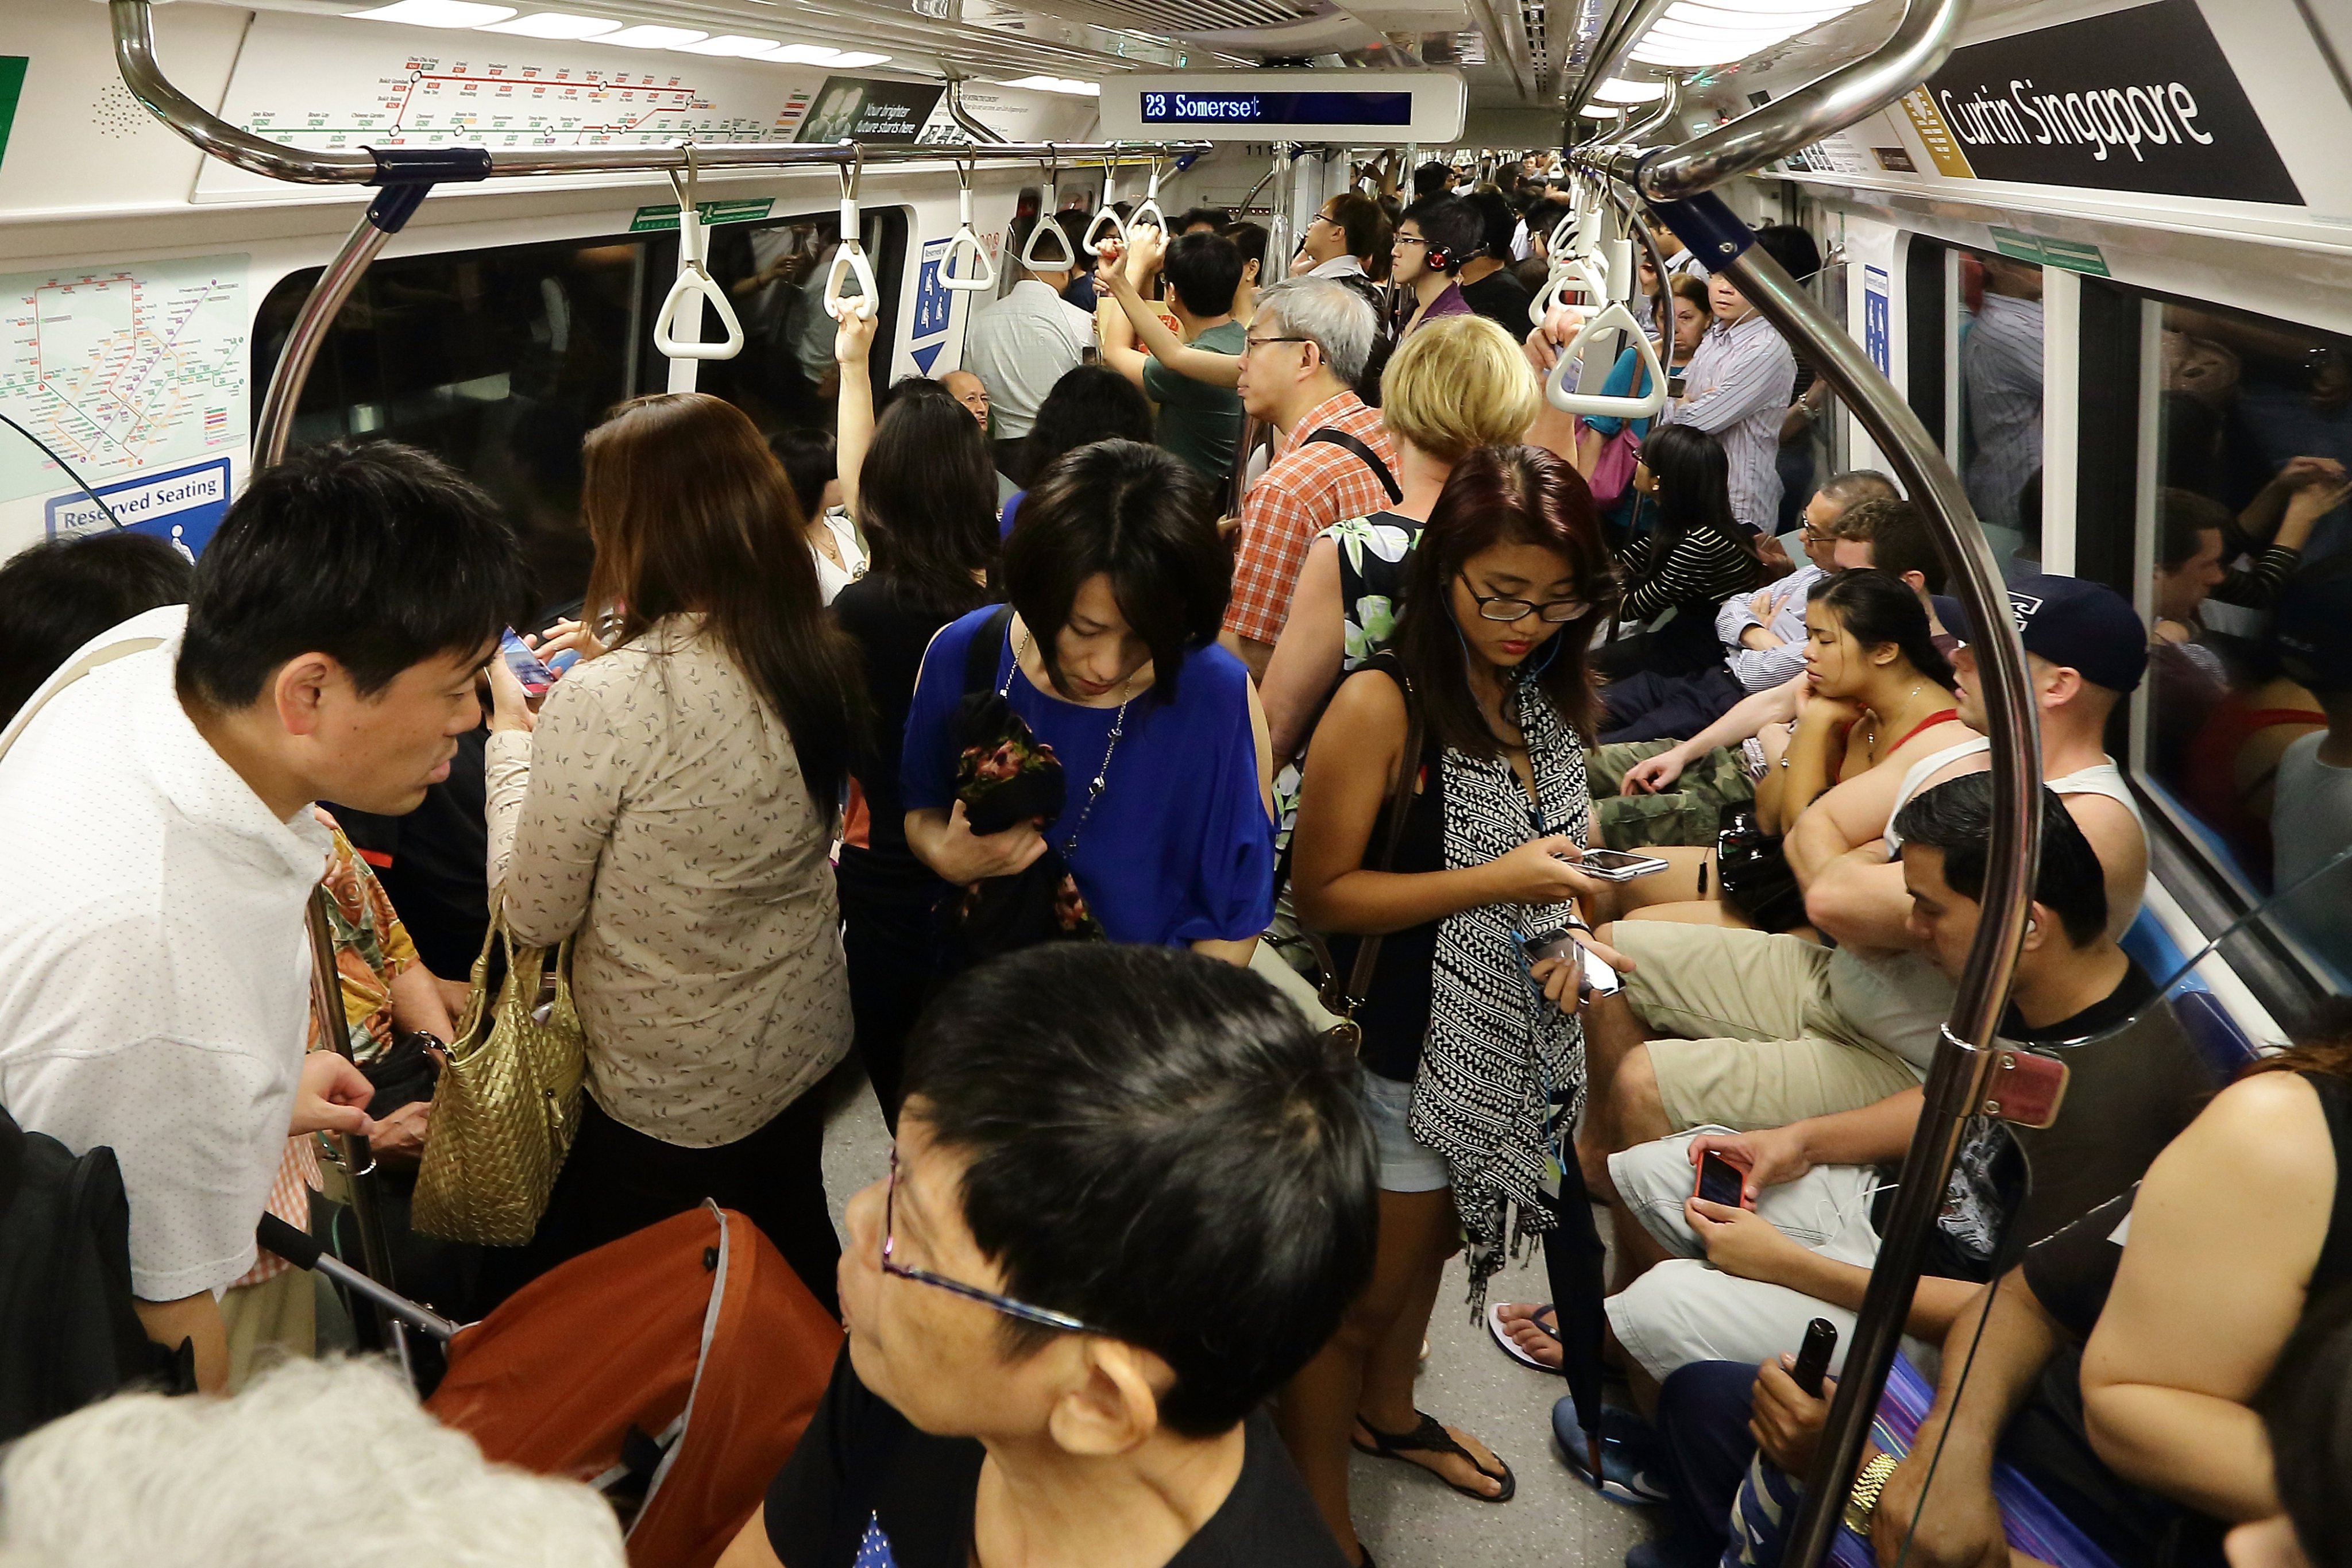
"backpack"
0,1105,188,1440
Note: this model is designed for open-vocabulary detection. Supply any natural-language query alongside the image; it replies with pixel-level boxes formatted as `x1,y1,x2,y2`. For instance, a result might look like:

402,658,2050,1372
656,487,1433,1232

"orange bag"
427,1203,843,1568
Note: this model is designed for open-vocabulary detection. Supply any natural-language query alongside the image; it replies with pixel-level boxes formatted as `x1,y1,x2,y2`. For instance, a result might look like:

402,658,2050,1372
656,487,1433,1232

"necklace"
1864,681,1933,760
1013,629,1139,858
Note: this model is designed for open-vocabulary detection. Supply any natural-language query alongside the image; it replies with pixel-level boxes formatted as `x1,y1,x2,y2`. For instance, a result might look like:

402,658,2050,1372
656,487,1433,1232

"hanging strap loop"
652,146,746,362
941,152,997,292
1128,155,1167,234
1083,153,1126,256
824,142,880,321
1019,146,1077,270
1544,298,1670,419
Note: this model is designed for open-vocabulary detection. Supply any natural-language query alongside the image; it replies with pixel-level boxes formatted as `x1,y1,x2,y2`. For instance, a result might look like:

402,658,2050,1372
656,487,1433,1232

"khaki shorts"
1611,922,1921,1131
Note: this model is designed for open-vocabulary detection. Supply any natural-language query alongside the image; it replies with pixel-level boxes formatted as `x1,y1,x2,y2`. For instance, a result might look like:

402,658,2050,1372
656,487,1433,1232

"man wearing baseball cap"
2269,559,2352,972
1796,571,2150,949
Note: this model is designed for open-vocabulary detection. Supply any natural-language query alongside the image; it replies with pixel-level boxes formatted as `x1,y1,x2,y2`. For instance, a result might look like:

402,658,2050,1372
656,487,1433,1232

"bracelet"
1843,1452,1901,1536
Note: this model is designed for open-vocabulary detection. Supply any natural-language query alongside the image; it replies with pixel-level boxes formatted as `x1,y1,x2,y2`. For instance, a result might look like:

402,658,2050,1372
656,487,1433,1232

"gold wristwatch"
1843,1452,1900,1536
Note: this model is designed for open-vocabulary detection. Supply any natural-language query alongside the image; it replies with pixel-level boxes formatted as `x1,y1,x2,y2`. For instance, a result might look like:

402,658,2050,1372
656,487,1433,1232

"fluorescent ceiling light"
769,43,843,61
677,33,783,54
1691,0,1858,13
590,24,708,47
476,10,619,34
1666,2,1841,28
346,0,517,25
1001,74,1100,95
1592,78,1667,103
831,51,891,66
1577,105,1624,118
1648,18,1800,44
1630,35,1767,64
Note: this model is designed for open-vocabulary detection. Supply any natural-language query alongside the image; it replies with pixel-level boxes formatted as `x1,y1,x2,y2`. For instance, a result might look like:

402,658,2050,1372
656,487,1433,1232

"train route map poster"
0,254,248,517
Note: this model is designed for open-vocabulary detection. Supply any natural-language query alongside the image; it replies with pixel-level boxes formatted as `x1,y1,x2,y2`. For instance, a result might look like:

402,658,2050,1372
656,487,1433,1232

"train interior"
2,0,2350,1561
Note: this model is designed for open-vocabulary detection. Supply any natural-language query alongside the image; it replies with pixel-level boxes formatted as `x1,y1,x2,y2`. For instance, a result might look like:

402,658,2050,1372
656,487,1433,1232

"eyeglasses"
1798,523,1832,544
1458,573,1593,624
879,1148,1099,1334
1393,234,1428,248
1307,212,1339,229
1244,334,1311,354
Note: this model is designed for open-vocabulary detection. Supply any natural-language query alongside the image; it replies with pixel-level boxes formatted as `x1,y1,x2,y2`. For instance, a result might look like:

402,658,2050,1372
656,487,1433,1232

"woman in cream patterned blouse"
481,392,870,1315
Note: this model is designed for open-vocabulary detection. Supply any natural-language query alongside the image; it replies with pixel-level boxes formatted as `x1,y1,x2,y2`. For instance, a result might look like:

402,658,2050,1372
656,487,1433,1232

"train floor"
814,1062,1661,1568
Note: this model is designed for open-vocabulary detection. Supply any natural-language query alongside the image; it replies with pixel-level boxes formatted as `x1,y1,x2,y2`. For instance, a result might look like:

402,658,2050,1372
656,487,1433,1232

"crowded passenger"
0,440,520,1391
961,211,1095,484
997,365,1156,537
0,529,192,729
1388,195,1481,337
1456,190,1534,337
1596,424,1767,681
481,392,868,1314
1654,239,1800,535
1578,273,1713,544
1095,227,1250,484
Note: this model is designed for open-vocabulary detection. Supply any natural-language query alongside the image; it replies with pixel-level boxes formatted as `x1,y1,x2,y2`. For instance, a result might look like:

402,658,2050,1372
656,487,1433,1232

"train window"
2119,291,2352,993
251,205,905,622
1952,247,2043,571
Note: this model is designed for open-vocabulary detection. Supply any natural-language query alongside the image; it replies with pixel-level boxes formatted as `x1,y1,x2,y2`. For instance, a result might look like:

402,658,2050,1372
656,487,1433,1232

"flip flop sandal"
1485,1301,1563,1374
1353,1413,1516,1503
1549,1397,1673,1507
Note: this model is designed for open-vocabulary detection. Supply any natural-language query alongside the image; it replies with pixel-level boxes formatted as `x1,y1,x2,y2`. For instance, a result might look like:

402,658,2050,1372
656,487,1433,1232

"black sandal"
1351,1413,1517,1503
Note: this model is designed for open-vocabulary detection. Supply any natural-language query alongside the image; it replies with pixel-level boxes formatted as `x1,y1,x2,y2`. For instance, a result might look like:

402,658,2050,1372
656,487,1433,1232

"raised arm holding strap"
1129,155,1167,234
1083,155,1126,256
1544,298,1670,420
823,146,880,322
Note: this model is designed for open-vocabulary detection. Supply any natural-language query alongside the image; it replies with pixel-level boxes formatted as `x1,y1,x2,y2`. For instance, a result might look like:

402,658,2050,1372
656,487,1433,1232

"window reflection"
1956,249,2045,569
2142,299,2352,986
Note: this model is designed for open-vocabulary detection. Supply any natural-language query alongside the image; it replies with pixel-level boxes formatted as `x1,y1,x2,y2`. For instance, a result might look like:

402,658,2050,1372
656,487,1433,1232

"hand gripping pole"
1019,148,1079,271
823,144,880,322
941,155,998,292
1544,298,1670,419
1083,154,1127,257
1129,155,1167,234
652,147,747,387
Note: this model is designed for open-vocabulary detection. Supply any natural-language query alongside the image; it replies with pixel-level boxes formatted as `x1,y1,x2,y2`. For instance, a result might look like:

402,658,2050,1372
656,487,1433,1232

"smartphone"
1791,1318,1837,1396
1984,1047,2069,1129
498,626,557,697
1694,1149,1748,1209
1520,926,1579,968
1573,848,1673,882
1579,943,1623,998
1667,374,1689,399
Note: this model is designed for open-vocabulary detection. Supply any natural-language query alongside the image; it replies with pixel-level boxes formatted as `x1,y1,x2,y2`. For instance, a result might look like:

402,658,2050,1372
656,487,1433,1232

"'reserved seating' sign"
1897,0,2302,206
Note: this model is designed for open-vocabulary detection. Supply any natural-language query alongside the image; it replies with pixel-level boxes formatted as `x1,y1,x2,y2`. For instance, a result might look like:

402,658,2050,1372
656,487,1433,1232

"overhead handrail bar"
1129,155,1168,233
822,144,881,321
1621,73,1684,146
1542,296,1669,418
1581,0,1967,202
945,72,1007,144
652,146,748,379
1561,0,1678,121
1083,153,1127,256
109,2,1203,187
1019,146,1079,271
940,154,998,292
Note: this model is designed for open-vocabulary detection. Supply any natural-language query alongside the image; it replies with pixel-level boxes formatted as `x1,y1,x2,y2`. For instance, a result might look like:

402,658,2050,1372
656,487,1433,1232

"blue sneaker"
1551,1396,1673,1507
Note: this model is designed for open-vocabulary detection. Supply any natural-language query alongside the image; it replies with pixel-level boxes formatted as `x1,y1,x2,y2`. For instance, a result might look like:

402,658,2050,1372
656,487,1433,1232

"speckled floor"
817,1062,1662,1568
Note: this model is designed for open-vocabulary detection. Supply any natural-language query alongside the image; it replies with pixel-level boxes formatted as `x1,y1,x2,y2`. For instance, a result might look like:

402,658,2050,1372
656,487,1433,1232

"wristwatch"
1843,1452,1901,1536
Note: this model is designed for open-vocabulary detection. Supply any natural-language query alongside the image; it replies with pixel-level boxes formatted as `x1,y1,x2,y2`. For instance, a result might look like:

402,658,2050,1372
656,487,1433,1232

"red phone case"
1692,1150,1753,1210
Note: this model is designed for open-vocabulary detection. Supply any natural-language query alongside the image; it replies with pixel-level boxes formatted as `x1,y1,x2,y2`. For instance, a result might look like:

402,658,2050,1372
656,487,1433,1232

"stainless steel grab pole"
112,0,374,184
253,209,391,469
1561,0,1677,121
945,74,1008,144
1619,73,1683,146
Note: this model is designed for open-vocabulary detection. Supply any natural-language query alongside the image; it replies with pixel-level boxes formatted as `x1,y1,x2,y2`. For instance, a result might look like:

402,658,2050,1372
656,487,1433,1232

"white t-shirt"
0,609,329,1300
810,507,867,605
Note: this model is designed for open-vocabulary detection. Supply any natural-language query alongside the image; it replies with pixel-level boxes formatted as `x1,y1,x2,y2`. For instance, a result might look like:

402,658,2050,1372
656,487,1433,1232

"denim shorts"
1363,1069,1451,1194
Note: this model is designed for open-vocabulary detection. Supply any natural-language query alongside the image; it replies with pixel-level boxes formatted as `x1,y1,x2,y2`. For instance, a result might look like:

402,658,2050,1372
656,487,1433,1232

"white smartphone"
1571,848,1672,882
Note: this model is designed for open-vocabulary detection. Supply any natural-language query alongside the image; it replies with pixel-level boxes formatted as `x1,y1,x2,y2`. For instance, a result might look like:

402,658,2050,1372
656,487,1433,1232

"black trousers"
477,1089,840,1319
1598,665,1749,747
836,859,946,1133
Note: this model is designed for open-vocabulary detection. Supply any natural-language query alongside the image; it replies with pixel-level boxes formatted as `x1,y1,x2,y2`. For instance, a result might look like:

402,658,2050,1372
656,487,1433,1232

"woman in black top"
828,306,999,1126
1600,422,1765,678
1285,444,1624,1566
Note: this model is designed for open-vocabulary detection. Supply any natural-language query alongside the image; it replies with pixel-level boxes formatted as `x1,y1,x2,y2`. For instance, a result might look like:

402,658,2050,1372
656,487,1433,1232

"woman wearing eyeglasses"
1282,444,1627,1566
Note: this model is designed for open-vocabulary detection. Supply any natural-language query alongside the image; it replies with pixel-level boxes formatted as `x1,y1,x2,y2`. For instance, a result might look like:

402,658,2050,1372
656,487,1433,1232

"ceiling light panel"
590,24,709,47
1593,78,1668,102
476,10,617,35
346,0,517,25
768,43,843,61
676,34,784,54
831,51,893,66
1001,75,1101,95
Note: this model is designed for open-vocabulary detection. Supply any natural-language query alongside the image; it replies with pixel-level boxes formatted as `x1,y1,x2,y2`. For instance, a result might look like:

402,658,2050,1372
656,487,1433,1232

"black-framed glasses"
879,1148,1099,1334
1393,233,1428,248
1244,334,1311,354
1458,573,1593,624
1797,522,1832,544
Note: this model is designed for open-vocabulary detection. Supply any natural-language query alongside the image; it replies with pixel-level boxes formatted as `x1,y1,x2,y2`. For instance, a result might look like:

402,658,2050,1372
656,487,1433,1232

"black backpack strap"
1305,428,1403,505
961,605,1015,697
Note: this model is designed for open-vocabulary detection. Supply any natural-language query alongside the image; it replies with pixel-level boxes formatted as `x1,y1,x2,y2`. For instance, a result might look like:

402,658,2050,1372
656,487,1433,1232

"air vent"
1520,0,1550,88
91,81,159,140
1073,0,1331,32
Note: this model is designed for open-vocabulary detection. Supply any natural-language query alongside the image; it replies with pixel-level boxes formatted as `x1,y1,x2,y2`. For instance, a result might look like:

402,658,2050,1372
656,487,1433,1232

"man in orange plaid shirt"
1221,277,1403,680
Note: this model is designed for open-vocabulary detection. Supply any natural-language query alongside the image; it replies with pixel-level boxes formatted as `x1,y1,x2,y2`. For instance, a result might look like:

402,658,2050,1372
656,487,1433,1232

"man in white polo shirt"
0,441,529,1390
961,209,1096,485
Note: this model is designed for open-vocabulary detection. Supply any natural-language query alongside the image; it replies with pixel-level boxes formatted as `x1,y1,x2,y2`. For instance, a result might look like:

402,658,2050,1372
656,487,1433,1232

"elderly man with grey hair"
1220,277,1401,680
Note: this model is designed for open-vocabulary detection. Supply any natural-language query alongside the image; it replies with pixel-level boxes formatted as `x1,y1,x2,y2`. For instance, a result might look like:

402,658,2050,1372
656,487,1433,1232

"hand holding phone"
1569,848,1672,882
498,627,558,697
1693,1148,1752,1210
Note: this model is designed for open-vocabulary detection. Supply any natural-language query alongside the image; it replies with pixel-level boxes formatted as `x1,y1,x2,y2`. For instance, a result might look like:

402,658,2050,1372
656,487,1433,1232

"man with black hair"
1660,262,1798,534
1096,227,1248,484
1411,160,1455,202
0,530,193,729
1388,194,1481,338
1455,190,1533,337
1175,206,1231,235
0,440,530,1392
724,943,1369,1568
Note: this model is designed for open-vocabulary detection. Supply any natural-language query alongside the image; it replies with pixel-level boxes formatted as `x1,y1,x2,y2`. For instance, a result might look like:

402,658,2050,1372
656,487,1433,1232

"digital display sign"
1137,90,1415,127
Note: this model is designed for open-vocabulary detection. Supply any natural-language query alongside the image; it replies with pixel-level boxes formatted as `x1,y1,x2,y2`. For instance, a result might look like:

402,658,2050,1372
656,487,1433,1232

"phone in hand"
1519,928,1621,999
1570,848,1672,882
1694,1148,1750,1210
498,626,558,697
1791,1318,1837,1396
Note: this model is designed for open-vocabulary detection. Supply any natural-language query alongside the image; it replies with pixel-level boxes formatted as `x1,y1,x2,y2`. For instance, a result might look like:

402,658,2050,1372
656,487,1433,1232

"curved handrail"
1019,149,1079,271
111,0,374,184
941,157,998,292
823,147,879,322
1543,299,1669,418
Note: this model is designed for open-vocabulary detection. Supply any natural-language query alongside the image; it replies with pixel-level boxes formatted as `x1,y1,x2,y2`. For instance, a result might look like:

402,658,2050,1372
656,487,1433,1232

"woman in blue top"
905,439,1276,959
1580,271,1712,542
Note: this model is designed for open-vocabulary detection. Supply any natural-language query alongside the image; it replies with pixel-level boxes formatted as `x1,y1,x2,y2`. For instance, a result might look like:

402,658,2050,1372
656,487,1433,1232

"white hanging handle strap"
1019,149,1078,271
824,145,879,322
1128,156,1166,234
942,155,997,292
1083,155,1126,256
1544,299,1670,419
653,155,746,362
1528,254,1611,327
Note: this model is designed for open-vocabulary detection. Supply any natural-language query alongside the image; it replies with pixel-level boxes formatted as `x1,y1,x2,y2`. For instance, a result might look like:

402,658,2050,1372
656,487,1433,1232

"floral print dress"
1275,510,1423,846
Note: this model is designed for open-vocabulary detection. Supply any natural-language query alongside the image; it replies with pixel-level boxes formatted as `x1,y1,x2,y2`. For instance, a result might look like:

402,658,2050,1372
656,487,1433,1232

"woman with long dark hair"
1284,443,1625,1564
828,307,1000,1125
1601,421,1766,677
483,391,870,1312
997,365,1155,538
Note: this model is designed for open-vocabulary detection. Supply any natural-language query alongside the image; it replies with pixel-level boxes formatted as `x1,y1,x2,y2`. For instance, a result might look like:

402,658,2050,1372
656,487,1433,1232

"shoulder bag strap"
962,604,1016,696
1304,428,1404,505
1306,668,1427,1022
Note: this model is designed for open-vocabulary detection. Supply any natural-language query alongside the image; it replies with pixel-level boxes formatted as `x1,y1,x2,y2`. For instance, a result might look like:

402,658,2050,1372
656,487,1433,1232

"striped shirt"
1659,312,1797,535
1961,293,2044,532
1619,523,1763,625
1225,392,1400,645
1716,561,1822,692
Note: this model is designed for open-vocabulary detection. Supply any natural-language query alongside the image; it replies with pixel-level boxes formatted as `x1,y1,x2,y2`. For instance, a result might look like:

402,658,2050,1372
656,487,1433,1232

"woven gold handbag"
410,902,588,1246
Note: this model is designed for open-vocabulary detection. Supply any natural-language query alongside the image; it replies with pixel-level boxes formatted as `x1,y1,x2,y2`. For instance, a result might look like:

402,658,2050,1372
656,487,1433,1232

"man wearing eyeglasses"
720,944,1370,1568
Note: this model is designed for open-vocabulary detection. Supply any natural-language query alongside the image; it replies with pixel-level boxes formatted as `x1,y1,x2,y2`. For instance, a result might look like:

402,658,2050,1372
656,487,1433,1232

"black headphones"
1423,240,1457,272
